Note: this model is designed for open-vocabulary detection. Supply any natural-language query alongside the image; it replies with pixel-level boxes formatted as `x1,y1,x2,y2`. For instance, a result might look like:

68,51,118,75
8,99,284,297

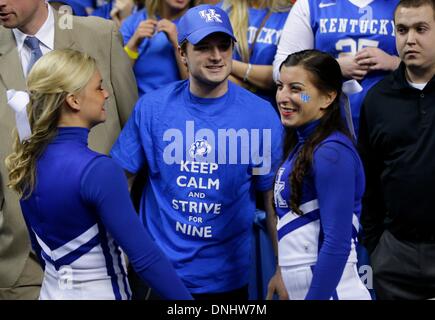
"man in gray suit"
0,0,138,299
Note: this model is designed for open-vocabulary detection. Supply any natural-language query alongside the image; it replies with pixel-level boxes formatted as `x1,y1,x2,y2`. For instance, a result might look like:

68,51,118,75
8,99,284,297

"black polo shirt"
358,63,435,253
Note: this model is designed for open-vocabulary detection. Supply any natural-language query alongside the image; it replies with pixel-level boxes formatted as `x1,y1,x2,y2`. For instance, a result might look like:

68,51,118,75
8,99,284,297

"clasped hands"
338,47,400,81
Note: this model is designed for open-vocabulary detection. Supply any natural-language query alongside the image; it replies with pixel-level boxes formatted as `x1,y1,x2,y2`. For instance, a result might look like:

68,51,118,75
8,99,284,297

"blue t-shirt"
308,0,399,135
80,0,98,8
120,9,181,96
49,0,88,16
81,0,106,8
91,1,112,19
111,80,284,293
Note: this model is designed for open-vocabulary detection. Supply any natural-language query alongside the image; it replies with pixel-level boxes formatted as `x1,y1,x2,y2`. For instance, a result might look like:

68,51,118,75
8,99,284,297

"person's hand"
355,47,400,72
157,19,178,48
266,269,289,300
337,53,369,81
127,19,158,51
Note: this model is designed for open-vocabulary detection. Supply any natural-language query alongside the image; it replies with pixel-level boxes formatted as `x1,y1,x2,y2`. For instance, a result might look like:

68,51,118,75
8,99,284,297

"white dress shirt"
12,4,55,77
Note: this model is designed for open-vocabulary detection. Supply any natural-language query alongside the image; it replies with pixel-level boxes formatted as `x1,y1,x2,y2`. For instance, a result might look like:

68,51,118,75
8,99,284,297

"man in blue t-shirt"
111,4,283,299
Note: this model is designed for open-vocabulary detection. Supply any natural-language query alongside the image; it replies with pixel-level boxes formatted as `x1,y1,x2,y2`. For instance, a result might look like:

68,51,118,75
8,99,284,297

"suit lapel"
0,29,26,91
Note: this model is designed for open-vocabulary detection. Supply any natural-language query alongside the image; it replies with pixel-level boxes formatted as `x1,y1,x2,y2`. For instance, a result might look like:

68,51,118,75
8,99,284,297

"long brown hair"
6,49,97,199
279,50,349,215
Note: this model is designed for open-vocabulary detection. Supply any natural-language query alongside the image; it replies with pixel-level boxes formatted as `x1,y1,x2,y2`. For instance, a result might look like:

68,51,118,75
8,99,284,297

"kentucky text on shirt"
247,26,282,45
319,18,395,36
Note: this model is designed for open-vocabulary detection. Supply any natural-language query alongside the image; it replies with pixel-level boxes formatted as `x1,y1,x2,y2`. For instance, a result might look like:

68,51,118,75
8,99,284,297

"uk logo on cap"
177,5,236,45
199,9,223,23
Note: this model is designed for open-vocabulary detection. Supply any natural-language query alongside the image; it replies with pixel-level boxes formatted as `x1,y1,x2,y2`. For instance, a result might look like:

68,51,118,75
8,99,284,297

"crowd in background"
1,0,434,301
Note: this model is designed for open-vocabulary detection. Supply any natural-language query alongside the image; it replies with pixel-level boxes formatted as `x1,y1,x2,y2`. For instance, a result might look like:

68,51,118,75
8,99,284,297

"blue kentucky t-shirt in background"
111,80,283,294
91,1,139,20
120,9,182,97
90,0,112,19
79,0,94,8
308,0,399,135
221,3,289,106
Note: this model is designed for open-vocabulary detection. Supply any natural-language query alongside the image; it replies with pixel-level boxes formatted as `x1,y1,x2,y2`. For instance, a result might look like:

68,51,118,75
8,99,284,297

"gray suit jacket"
0,8,138,288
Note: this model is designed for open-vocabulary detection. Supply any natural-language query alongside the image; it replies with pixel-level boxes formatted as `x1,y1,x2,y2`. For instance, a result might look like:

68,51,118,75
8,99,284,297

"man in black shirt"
359,0,435,300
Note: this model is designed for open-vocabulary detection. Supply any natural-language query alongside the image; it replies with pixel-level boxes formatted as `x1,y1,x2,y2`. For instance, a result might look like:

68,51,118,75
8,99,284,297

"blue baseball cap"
177,5,236,45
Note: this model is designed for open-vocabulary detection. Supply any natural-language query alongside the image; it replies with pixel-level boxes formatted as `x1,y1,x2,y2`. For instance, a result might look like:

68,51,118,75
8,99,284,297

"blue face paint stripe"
300,93,311,103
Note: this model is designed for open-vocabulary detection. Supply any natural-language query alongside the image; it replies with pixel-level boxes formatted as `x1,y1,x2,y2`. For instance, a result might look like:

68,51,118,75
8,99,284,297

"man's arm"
110,24,138,126
358,101,387,255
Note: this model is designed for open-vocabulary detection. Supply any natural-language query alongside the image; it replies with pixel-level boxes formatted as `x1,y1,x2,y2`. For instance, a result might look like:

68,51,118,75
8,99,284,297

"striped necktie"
24,36,43,75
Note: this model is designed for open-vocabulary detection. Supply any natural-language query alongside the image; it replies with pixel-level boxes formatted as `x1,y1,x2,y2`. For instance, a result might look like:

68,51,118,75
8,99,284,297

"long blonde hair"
145,0,159,19
222,0,292,62
6,49,97,199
